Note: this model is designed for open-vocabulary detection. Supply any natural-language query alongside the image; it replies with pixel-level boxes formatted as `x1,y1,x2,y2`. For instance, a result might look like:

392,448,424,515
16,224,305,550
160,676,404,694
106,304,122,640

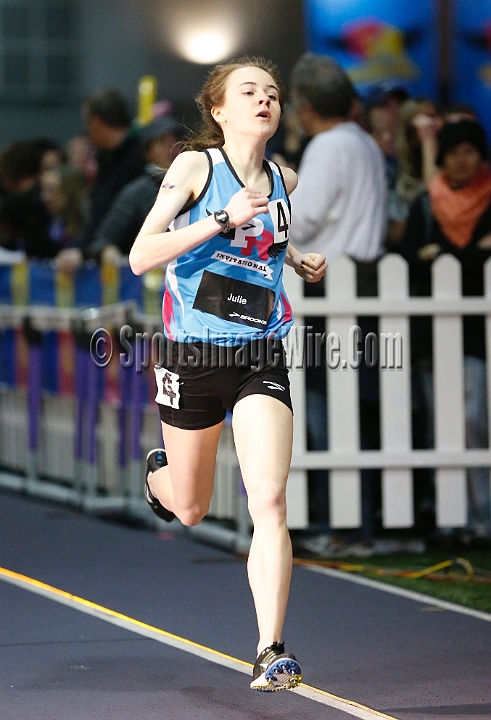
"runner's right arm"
129,151,268,275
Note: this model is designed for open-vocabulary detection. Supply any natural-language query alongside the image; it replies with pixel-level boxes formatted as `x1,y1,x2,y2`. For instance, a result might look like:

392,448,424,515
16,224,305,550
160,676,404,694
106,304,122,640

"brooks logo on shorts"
263,381,285,391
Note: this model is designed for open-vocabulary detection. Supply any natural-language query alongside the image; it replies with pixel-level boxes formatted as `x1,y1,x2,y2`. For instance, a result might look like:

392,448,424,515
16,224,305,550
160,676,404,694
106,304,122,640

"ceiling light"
178,27,237,64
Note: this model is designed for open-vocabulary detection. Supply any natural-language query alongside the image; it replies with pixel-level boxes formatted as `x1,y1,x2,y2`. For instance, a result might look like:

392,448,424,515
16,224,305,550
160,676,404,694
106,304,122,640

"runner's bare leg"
232,395,293,653
148,420,224,526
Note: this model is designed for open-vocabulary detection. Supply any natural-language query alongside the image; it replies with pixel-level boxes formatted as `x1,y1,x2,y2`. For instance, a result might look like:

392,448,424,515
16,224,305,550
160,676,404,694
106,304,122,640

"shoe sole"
250,658,302,692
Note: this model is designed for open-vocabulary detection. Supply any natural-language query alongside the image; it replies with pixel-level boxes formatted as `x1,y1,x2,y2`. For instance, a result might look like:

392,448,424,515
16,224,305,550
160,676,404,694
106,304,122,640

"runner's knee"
175,503,208,527
248,486,286,523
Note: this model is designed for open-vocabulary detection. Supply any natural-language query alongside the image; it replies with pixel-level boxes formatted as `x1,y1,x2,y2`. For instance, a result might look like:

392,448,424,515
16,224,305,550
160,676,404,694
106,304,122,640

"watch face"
215,210,229,229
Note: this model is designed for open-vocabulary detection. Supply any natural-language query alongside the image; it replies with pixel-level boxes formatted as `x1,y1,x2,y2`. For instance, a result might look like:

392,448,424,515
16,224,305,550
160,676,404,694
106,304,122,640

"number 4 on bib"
270,198,290,243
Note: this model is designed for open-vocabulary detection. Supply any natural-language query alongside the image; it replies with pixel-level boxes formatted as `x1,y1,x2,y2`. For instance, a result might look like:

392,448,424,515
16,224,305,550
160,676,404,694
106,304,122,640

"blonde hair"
184,56,284,152
44,165,88,237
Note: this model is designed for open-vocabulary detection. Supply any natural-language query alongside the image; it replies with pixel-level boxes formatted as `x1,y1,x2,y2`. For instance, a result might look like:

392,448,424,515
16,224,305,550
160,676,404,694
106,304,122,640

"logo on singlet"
212,251,273,280
262,381,285,391
229,312,267,325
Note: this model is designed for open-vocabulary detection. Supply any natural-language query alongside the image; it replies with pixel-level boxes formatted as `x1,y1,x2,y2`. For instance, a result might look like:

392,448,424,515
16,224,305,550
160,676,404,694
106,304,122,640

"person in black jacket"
401,120,491,536
88,116,184,262
56,88,145,271
0,140,59,259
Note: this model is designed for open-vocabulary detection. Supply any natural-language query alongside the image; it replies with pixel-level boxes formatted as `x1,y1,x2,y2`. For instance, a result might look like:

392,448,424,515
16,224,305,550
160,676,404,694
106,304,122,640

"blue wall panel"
304,0,438,97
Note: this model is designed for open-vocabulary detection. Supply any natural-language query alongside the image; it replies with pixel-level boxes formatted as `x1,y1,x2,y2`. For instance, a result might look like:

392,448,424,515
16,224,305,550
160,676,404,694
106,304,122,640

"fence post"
84,335,100,509
326,256,361,528
129,328,144,512
73,328,87,502
378,254,413,527
119,364,131,496
282,268,309,529
24,317,42,493
433,254,466,527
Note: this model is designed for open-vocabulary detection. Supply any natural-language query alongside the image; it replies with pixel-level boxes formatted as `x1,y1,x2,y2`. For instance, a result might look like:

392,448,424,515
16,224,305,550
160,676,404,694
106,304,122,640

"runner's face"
213,66,281,140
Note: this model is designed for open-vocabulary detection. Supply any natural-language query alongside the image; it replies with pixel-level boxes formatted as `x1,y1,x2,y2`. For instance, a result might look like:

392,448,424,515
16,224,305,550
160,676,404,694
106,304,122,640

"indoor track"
1,488,490,720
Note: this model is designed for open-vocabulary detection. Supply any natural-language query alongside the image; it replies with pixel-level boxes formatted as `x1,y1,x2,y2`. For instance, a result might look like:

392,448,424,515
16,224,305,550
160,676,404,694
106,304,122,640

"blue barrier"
119,265,144,307
74,264,103,308
0,267,11,303
30,262,56,306
0,329,16,386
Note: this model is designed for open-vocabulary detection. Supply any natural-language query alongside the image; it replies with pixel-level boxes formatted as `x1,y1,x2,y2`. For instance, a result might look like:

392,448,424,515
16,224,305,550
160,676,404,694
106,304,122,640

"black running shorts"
155,338,292,430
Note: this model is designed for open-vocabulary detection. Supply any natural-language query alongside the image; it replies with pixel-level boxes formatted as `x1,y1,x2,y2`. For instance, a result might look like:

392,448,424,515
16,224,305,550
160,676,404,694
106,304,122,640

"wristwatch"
214,209,230,234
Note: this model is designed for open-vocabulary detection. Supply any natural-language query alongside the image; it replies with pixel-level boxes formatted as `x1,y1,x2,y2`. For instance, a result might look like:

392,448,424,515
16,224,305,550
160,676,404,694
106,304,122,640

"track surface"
0,489,490,719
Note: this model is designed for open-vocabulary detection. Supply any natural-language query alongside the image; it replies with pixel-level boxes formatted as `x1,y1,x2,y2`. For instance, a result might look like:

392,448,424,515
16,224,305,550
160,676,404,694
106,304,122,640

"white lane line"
0,566,399,720
302,564,491,623
292,685,396,719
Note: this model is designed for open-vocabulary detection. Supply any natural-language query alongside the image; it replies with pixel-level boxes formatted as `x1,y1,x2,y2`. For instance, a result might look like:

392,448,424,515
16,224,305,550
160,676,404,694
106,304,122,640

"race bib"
193,270,275,329
155,366,180,409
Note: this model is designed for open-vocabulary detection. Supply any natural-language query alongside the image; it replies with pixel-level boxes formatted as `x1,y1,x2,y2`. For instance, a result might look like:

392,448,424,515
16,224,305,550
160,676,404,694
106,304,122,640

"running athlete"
129,57,327,692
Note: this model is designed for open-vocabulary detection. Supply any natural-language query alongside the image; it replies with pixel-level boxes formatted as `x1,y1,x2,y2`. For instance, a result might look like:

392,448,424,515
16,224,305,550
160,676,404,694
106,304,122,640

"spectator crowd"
0,88,184,267
1,54,490,545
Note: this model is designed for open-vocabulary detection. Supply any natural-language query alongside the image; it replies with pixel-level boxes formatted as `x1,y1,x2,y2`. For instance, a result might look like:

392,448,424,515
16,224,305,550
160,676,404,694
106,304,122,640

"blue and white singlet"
162,147,293,345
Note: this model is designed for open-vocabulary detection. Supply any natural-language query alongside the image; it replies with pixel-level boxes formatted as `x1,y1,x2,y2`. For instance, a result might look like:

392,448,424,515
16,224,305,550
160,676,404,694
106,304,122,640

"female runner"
129,57,327,692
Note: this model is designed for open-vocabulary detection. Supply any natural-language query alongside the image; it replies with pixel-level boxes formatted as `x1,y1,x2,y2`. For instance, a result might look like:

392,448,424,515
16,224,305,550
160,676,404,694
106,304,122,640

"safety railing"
1,254,490,549
0,259,245,548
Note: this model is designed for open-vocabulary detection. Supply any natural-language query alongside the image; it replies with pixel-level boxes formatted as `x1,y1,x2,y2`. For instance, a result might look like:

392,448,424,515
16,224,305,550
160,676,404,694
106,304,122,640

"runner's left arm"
279,165,327,283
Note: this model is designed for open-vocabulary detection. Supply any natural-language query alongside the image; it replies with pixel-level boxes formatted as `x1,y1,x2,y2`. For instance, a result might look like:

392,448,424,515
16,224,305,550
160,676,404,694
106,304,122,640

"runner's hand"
293,252,327,282
225,188,269,228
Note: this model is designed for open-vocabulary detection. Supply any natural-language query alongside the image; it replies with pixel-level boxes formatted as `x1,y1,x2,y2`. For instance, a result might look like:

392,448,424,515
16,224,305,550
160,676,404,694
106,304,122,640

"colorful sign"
454,1,491,137
304,0,437,97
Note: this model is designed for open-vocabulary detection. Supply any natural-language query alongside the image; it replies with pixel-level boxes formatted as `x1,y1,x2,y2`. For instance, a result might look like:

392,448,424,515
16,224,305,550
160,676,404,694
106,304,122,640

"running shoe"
145,449,175,522
250,641,302,692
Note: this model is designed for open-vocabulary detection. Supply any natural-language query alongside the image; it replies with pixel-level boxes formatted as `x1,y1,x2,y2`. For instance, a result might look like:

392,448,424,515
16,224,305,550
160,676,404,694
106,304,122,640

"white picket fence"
282,253,491,531
0,254,490,543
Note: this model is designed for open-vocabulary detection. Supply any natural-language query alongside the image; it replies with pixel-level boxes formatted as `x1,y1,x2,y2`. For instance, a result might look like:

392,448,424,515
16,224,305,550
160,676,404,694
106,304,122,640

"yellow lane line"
0,565,399,720
0,565,249,668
